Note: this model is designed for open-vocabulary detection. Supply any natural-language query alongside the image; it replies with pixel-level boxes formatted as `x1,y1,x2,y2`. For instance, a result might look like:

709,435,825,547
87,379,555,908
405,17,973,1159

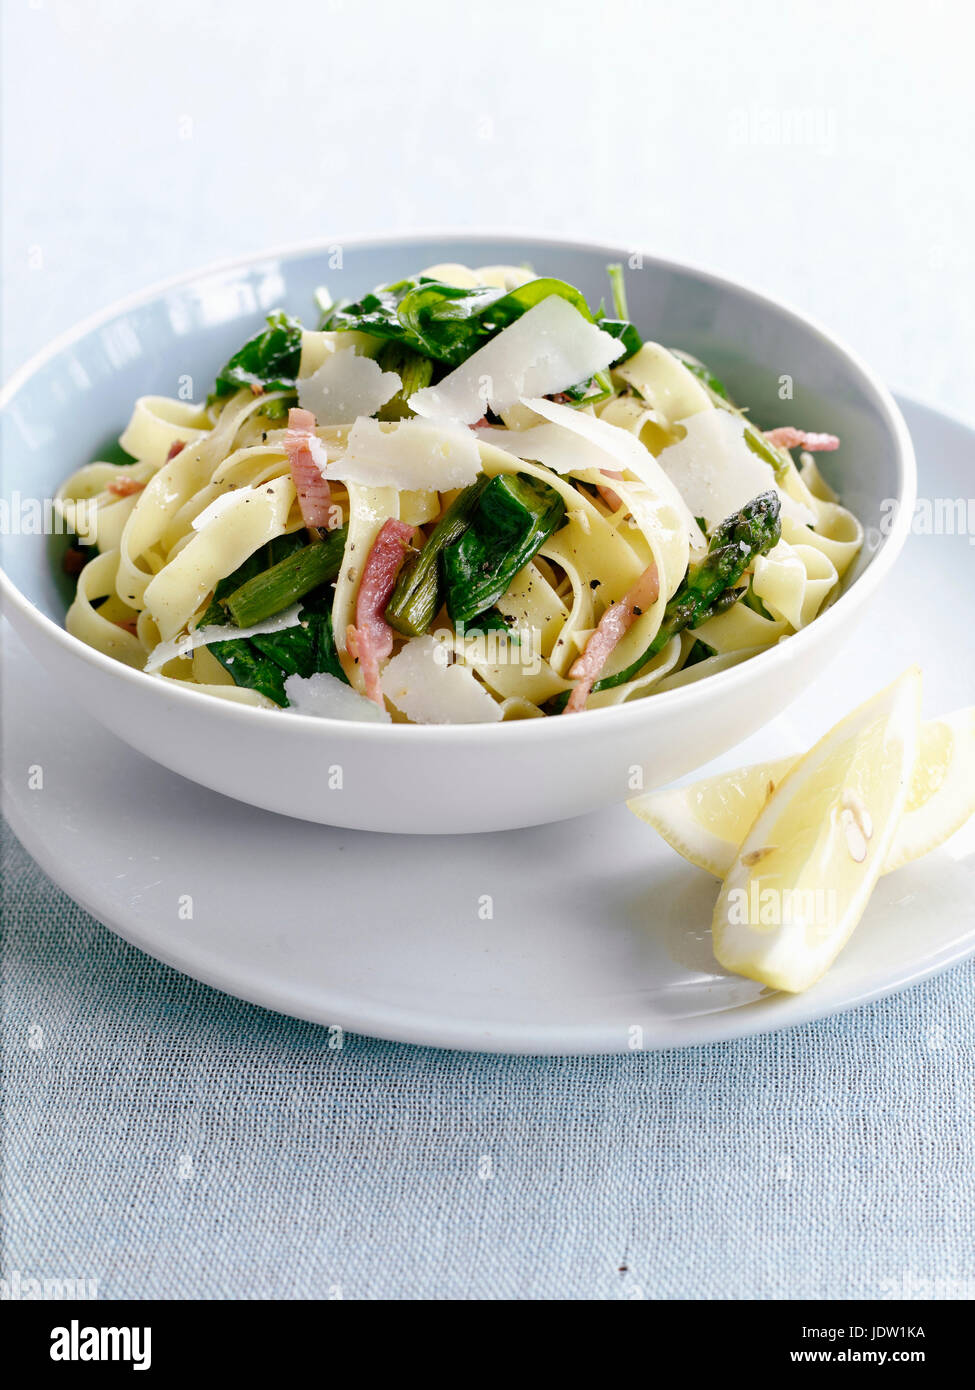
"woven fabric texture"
2,821,973,1301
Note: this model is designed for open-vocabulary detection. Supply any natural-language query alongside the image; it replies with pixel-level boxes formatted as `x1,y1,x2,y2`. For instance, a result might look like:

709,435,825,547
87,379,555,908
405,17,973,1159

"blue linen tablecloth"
3,819,973,1301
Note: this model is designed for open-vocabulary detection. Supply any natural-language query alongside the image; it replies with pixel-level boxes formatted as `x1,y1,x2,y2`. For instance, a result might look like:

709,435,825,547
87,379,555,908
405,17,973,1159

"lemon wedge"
710,668,921,993
630,707,975,879
629,757,795,878
885,709,975,870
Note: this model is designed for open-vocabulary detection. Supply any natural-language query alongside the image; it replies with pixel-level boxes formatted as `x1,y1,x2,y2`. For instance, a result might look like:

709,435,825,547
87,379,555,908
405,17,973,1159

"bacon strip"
346,518,416,706
564,561,660,713
285,406,334,530
596,467,624,512
764,427,840,452
165,440,186,462
106,475,145,498
62,546,88,576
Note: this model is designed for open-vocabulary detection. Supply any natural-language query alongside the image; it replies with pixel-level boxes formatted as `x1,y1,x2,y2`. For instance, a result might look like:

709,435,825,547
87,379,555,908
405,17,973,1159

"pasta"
56,264,862,723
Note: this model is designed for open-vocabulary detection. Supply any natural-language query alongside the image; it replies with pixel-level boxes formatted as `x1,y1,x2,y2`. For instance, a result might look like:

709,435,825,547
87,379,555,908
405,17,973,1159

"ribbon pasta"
56,264,862,722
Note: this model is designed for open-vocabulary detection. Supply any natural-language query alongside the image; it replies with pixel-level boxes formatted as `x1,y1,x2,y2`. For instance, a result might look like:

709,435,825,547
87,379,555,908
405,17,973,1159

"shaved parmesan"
381,635,502,725
327,417,482,492
409,296,620,425
144,603,302,673
476,422,612,476
656,411,814,530
297,347,401,425
515,396,705,543
283,671,391,722
519,395,653,472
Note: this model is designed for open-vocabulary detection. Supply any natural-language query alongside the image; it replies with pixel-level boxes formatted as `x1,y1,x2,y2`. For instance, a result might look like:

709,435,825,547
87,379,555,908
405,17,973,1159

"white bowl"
0,234,915,833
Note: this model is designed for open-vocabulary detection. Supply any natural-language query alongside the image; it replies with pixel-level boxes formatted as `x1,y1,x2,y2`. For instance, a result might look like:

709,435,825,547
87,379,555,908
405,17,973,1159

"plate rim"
4,772,974,1054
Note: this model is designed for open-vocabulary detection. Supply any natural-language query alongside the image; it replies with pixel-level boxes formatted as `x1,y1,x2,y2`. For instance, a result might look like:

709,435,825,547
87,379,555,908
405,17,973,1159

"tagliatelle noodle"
58,264,864,722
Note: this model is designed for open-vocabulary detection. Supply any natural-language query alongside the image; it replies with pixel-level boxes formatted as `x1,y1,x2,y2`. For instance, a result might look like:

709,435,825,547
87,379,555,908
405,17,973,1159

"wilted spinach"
323,275,641,368
210,310,304,401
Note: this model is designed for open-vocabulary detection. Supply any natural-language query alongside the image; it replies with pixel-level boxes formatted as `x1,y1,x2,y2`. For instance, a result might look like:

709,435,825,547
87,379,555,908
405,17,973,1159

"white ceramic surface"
0,236,915,833
2,397,972,1054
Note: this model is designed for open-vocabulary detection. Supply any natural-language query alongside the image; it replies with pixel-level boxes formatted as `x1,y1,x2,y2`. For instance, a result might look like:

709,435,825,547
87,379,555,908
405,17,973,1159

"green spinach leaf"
210,311,304,401
324,275,642,369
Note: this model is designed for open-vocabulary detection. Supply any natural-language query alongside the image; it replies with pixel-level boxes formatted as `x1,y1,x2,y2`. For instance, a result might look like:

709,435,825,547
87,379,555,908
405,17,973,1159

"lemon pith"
629,708,975,880
905,721,954,811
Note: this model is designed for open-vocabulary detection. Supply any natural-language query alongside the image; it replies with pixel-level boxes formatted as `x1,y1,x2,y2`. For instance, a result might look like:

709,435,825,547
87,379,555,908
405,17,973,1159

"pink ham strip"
346,518,417,706
596,468,624,512
764,427,839,452
564,561,660,714
106,476,145,498
285,406,334,530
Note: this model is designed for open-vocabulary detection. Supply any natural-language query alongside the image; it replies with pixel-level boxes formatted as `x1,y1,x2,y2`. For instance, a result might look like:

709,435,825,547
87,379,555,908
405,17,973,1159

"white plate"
3,396,973,1054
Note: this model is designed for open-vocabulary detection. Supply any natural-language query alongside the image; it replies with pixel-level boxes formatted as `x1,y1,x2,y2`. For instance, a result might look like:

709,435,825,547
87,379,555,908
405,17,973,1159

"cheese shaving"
515,396,705,544
408,296,620,424
657,411,815,530
283,671,392,722
297,347,401,425
381,635,503,724
144,603,302,673
327,417,482,492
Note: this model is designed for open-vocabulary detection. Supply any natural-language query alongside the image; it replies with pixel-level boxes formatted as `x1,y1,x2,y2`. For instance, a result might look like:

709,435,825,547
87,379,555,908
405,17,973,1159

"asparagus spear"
657,491,778,634
443,472,566,626
607,263,629,320
385,475,491,636
550,491,781,709
742,423,791,480
222,526,348,627
188,534,304,704
190,532,349,705
377,343,435,420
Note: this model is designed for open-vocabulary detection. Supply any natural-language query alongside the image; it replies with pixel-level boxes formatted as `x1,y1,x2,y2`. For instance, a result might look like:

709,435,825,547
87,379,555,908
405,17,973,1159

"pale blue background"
2,0,974,1300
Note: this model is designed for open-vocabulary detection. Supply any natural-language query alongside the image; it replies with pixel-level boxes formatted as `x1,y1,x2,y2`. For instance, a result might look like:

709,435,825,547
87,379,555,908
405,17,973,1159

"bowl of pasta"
0,235,914,833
